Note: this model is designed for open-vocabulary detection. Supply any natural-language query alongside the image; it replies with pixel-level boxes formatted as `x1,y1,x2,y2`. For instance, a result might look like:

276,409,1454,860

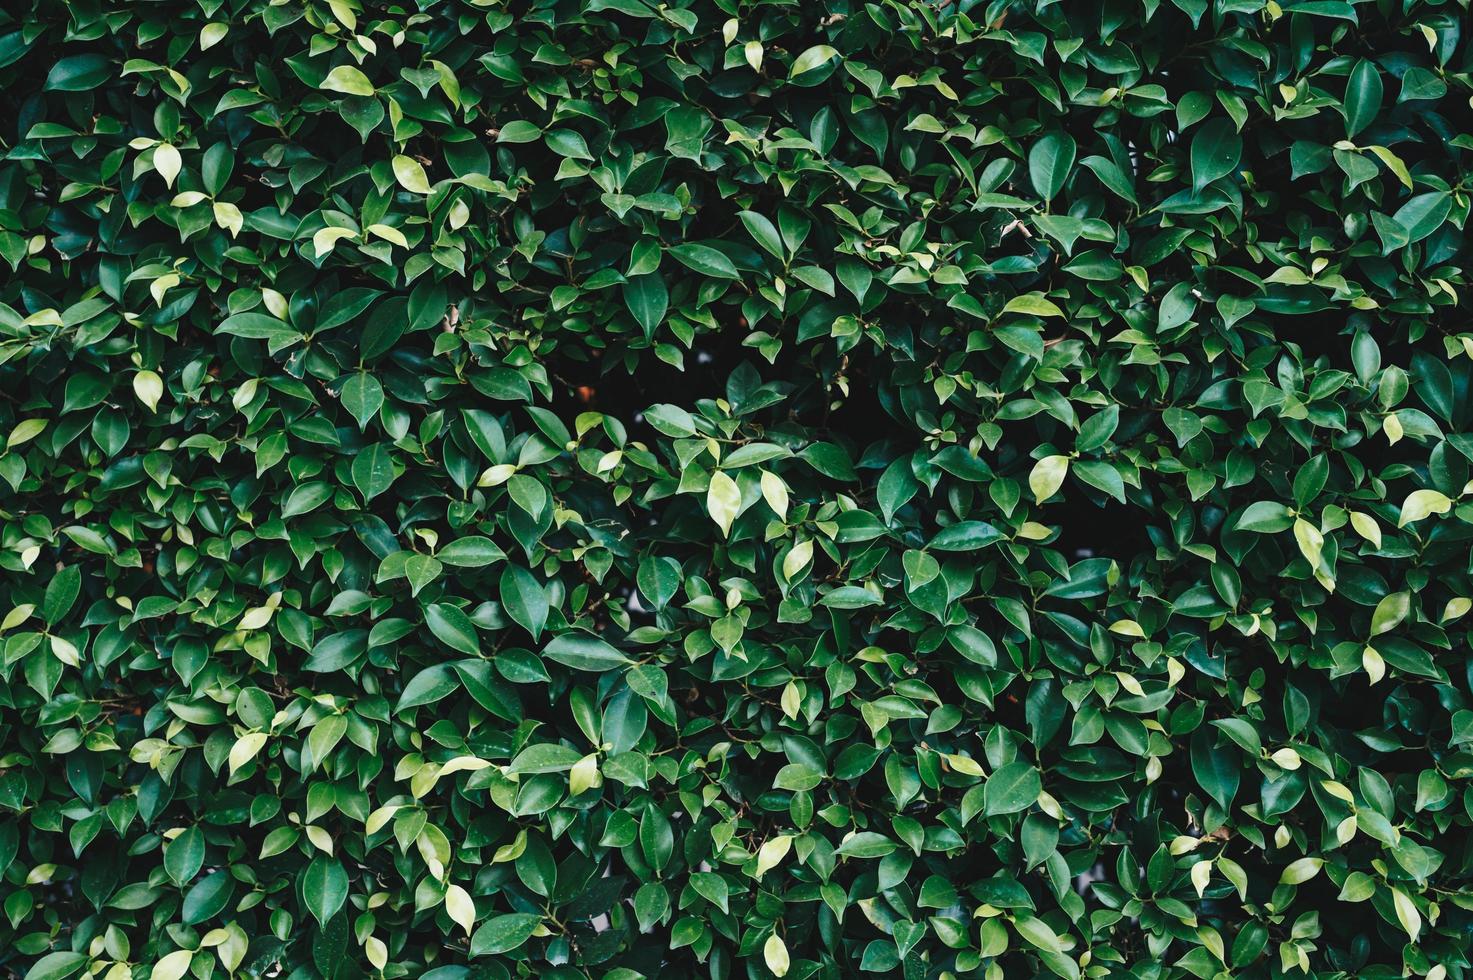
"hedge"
1,0,1471,978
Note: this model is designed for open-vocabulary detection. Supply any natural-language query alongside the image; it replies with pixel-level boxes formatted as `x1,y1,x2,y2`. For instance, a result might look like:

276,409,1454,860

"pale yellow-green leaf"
754,834,792,879
946,753,984,777
1362,645,1385,684
392,154,432,194
1029,454,1069,503
760,470,788,520
365,936,387,970
1278,856,1322,885
744,40,763,72
50,634,80,667
477,463,518,487
1370,591,1409,635
1338,871,1376,902
1108,619,1144,637
1382,412,1404,444
1367,145,1413,189
213,201,243,237
1442,596,1471,622
1196,925,1225,964
1270,747,1302,770
1217,856,1248,901
232,378,259,412
328,0,357,30
1391,887,1421,942
237,605,273,630
1,604,33,631
438,756,490,777
199,23,228,50
152,949,196,980
154,143,181,188
779,681,801,720
707,470,742,537
263,288,289,319
321,64,375,96
492,828,527,863
722,18,738,44
364,804,401,836
782,539,813,581
306,824,334,854
789,44,838,76
367,223,409,247
1398,488,1452,526
313,226,358,258
1190,860,1212,897
1114,671,1145,697
1349,510,1381,549
150,272,180,307
1001,292,1065,317
445,883,476,935
216,922,248,974
134,370,164,413
21,308,61,327
569,753,601,795
763,933,790,978
1292,518,1323,570
6,418,47,449
228,732,268,774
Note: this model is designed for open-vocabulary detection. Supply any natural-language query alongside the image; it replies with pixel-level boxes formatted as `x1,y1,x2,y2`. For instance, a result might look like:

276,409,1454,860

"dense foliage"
1,0,1471,978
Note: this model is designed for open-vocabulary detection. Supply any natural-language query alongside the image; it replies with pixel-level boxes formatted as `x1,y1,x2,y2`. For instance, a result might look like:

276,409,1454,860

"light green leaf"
707,470,742,537
322,65,375,96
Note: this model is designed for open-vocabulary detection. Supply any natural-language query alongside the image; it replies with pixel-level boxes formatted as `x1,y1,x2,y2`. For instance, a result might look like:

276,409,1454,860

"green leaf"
1191,117,1242,192
668,244,739,279
835,832,897,859
1235,501,1294,532
24,952,90,980
1028,131,1076,203
738,211,785,260
928,521,1004,551
426,603,480,655
42,565,81,625
983,762,1041,816
509,742,583,773
789,44,838,77
351,443,396,501
302,855,349,927
623,273,667,339
396,664,461,711
543,633,630,672
1344,59,1383,138
499,565,549,640
340,373,383,429
471,913,542,955
45,54,111,91
165,825,205,885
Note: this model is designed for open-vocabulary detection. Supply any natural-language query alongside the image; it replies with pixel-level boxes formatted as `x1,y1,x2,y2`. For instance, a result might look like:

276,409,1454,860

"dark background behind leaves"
0,0,1471,978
